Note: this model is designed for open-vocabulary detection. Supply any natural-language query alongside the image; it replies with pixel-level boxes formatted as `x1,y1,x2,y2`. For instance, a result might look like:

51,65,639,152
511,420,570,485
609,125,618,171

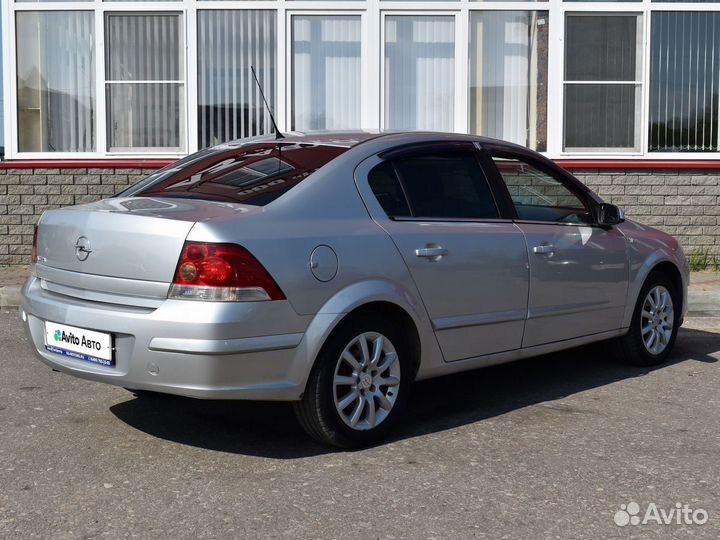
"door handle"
532,244,557,255
415,246,448,260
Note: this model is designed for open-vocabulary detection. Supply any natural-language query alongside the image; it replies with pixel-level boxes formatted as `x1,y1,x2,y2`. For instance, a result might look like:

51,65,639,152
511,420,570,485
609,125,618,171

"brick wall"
0,167,155,266
0,165,719,266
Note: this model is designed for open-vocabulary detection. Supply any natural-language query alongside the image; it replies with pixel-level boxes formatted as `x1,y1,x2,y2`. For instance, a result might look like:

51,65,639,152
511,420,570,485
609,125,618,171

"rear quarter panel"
186,145,446,383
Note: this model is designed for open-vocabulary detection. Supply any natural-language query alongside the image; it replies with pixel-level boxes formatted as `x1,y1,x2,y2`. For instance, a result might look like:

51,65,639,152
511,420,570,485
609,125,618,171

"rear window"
121,142,348,206
368,152,498,220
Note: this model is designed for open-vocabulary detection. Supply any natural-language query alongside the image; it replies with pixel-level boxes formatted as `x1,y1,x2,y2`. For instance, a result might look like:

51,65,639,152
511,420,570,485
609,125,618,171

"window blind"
384,15,455,132
469,11,548,151
198,10,276,149
650,12,720,152
106,13,184,151
16,11,95,152
292,15,361,131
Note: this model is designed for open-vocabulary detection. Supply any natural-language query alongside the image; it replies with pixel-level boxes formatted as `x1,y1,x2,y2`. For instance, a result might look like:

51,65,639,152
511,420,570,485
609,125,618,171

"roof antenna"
251,65,284,140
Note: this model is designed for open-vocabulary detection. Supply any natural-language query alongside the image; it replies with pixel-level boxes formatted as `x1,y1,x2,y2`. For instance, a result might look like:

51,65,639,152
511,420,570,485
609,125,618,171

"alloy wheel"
332,332,401,431
640,285,674,355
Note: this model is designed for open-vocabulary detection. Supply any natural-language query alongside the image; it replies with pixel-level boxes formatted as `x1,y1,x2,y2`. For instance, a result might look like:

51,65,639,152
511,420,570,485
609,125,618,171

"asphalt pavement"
0,308,719,540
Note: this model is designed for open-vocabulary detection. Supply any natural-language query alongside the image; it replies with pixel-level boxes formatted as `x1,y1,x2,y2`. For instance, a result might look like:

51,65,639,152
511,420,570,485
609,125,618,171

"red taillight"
32,225,38,263
169,242,285,302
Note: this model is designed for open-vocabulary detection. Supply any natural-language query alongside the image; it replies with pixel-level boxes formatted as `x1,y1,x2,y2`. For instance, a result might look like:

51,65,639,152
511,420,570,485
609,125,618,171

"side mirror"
593,203,625,227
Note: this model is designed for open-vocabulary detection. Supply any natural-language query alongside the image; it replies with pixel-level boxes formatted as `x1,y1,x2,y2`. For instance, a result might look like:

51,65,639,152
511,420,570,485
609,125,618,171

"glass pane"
565,15,639,81
131,142,348,206
197,10,276,148
106,14,182,82
292,15,361,131
106,13,184,151
16,11,95,153
368,161,411,218
393,153,498,219
107,83,183,151
650,12,720,152
492,157,591,223
384,15,455,131
469,11,549,151
0,20,4,155
564,84,640,150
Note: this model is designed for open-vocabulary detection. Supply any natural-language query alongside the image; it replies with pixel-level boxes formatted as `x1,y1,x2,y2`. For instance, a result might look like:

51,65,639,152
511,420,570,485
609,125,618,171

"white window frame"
286,9,366,132
466,7,552,151
561,11,644,155
104,10,187,154
380,9,467,133
2,0,720,161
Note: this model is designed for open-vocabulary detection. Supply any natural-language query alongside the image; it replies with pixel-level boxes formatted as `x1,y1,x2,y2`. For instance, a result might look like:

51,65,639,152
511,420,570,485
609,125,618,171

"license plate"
44,321,114,367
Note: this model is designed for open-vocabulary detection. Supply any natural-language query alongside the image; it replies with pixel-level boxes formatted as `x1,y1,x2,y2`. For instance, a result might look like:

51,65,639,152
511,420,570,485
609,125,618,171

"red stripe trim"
555,160,720,170
1,158,719,171
0,159,174,169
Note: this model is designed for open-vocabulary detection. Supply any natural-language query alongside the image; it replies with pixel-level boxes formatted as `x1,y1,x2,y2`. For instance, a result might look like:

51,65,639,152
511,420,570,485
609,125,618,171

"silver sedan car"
21,132,689,447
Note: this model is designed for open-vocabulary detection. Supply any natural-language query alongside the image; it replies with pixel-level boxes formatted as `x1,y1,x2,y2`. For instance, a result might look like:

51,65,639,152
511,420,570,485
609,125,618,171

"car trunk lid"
36,197,256,285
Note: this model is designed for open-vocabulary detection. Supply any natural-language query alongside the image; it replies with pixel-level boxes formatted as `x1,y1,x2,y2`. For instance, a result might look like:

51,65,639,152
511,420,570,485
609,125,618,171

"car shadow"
109,326,719,459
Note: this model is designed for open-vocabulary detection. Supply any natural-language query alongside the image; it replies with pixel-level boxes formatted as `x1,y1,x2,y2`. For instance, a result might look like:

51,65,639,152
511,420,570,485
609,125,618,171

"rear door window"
368,152,498,220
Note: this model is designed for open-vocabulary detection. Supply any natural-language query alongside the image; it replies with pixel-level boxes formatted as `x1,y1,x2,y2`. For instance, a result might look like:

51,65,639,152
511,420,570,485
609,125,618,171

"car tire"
294,312,413,448
610,272,680,367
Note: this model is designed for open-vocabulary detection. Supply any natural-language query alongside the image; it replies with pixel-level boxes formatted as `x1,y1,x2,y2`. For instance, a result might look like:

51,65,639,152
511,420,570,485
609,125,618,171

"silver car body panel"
353,152,530,362
616,218,689,328
21,131,689,400
516,221,629,347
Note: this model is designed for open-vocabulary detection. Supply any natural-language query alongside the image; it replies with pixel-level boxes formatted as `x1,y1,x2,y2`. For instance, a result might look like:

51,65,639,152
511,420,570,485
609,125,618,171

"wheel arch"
623,252,687,328
331,301,423,379
649,261,684,298
288,279,443,399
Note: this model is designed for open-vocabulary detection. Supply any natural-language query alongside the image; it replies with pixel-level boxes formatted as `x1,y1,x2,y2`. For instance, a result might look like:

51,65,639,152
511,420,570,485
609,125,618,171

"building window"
6,2,720,159
105,13,184,152
16,11,95,153
469,11,549,151
563,14,642,152
384,15,455,132
650,12,720,152
197,10,276,149
0,19,4,157
291,15,362,131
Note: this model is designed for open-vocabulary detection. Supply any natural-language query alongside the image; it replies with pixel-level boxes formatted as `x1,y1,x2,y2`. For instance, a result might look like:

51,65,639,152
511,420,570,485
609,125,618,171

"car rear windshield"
120,142,348,206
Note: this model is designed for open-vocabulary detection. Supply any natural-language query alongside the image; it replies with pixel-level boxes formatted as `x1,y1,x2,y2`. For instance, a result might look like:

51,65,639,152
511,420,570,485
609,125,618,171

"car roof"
213,130,530,150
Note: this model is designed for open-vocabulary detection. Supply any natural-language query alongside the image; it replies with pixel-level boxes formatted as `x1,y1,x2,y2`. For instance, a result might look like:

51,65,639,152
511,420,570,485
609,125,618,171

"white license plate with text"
44,321,114,367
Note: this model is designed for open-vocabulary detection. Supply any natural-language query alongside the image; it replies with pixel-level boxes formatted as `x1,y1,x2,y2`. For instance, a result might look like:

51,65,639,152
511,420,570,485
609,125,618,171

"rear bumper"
20,277,312,400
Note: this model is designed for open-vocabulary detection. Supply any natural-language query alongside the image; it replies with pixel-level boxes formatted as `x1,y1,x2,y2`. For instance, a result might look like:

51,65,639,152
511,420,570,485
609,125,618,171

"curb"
0,285,22,308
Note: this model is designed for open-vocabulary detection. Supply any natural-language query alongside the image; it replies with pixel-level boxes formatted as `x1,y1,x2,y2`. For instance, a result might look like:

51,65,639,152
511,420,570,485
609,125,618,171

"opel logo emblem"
75,236,92,262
